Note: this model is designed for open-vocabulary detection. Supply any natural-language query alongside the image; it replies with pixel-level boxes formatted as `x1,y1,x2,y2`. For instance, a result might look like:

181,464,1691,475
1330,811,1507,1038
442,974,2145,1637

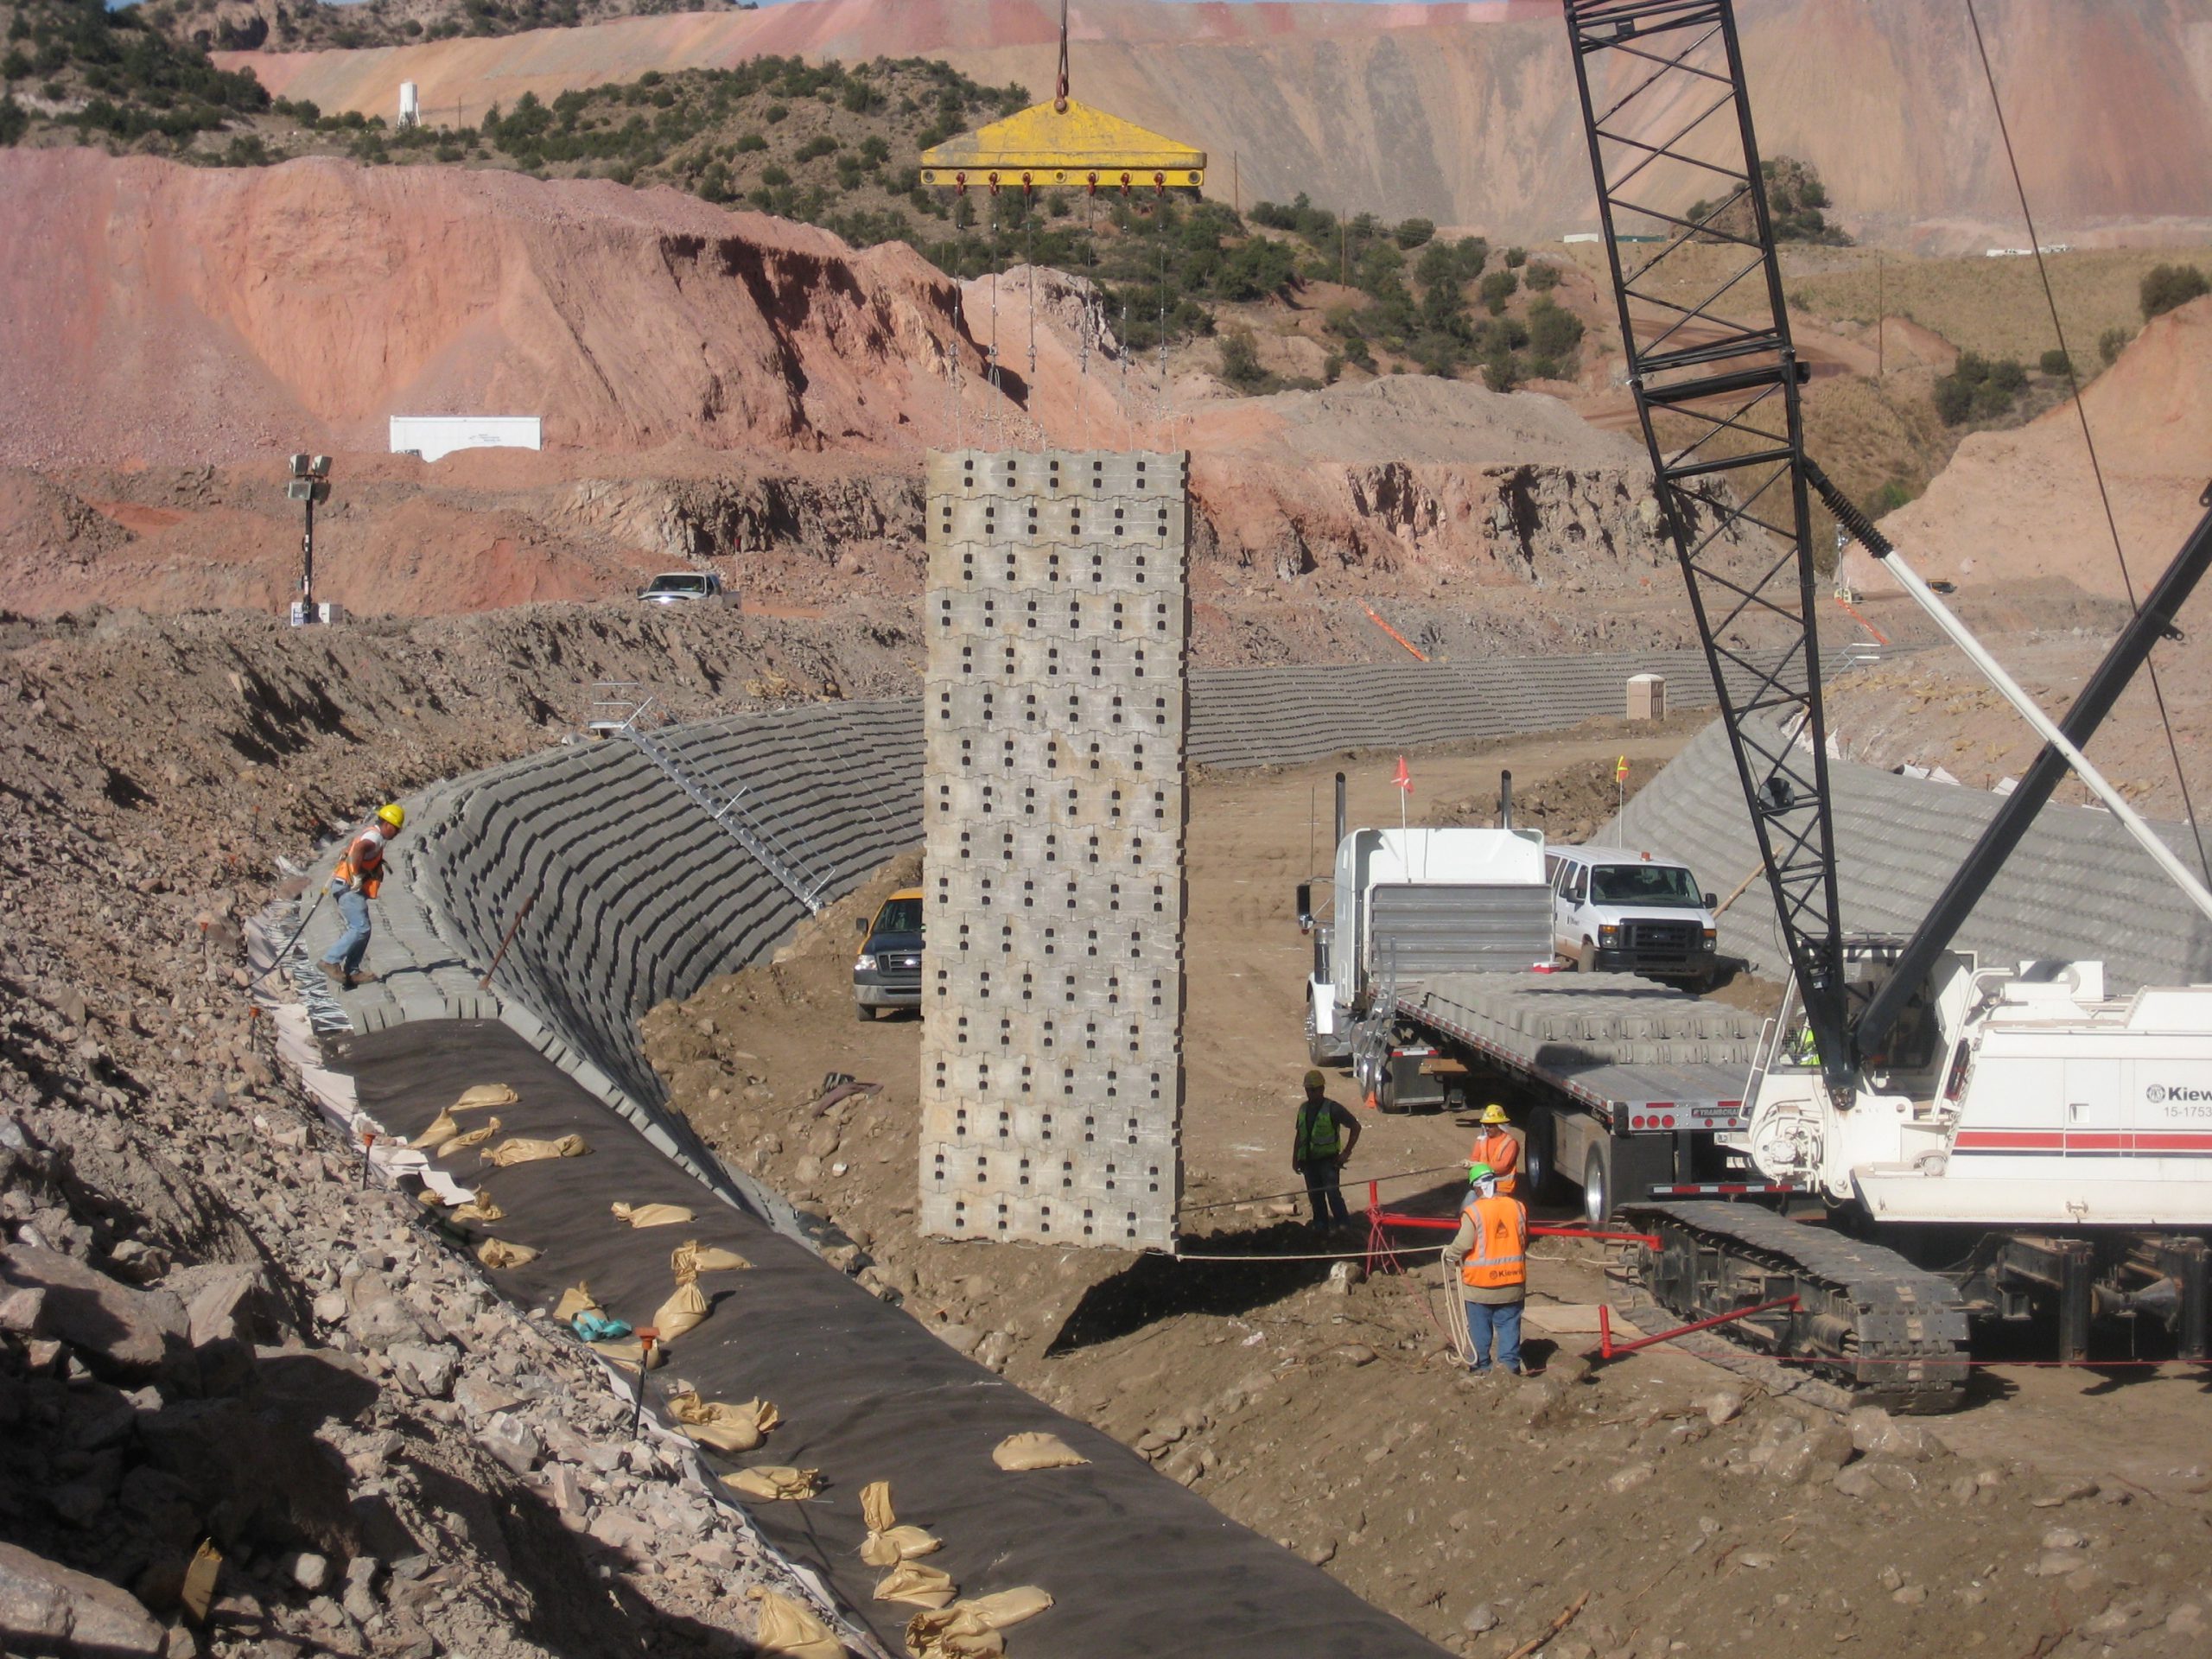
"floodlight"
289,454,311,478
310,455,333,479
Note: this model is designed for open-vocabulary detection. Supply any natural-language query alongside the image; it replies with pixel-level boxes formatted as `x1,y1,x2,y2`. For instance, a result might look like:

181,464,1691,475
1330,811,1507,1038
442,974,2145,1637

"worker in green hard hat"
1440,1161,1529,1375
1291,1069,1361,1232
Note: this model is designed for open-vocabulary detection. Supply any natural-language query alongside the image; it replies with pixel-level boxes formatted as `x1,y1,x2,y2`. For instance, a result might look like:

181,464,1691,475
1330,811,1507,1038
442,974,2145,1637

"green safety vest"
1296,1101,1342,1164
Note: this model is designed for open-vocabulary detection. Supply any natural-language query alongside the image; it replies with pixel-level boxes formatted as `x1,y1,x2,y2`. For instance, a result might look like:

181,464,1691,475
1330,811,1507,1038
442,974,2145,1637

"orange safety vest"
1471,1129,1520,1195
1459,1194,1528,1291
334,830,386,899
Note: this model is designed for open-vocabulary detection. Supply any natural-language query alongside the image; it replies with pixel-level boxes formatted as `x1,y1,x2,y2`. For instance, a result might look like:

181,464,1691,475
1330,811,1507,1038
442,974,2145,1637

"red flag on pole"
1616,754,1630,782
1393,755,1412,794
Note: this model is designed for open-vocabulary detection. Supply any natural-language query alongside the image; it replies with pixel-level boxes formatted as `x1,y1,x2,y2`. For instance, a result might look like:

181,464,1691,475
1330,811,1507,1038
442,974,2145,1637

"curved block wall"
378,646,1815,1116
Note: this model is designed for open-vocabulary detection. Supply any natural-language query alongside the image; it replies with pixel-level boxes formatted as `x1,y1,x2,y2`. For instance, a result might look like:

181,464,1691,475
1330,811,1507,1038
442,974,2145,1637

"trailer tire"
1582,1142,1614,1226
1522,1109,1561,1200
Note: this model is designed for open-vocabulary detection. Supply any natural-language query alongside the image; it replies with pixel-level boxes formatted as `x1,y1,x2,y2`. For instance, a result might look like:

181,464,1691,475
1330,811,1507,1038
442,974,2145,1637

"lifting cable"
1079,188,1096,451
987,188,1003,448
1964,0,2210,881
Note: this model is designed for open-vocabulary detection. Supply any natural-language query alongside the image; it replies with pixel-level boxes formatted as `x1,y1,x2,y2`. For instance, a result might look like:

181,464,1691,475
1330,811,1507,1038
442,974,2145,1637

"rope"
1179,1162,1465,1216
1169,1243,1450,1264
245,890,326,988
1964,0,2209,881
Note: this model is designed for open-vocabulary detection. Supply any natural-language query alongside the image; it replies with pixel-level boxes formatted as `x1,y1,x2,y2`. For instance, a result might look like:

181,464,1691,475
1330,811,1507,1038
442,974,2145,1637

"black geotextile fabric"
330,1019,1446,1659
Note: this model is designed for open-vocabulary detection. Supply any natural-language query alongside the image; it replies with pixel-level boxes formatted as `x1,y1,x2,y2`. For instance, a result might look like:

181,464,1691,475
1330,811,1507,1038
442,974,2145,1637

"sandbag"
668,1388,778,1453
452,1189,504,1225
722,1465,822,1501
589,1337,666,1372
991,1433,1088,1471
652,1272,711,1341
408,1109,461,1153
672,1240,753,1275
476,1238,540,1269
611,1201,696,1228
482,1134,589,1166
858,1482,942,1567
553,1282,601,1324
453,1084,518,1109
439,1117,500,1157
874,1561,957,1611
905,1587,1053,1659
745,1587,844,1659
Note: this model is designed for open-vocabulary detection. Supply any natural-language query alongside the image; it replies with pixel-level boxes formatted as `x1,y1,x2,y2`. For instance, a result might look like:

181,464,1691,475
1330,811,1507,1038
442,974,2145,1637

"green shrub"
734,131,766,153
1968,377,2014,420
1933,376,1974,425
1503,245,1527,269
2139,263,2209,321
2038,348,2073,377
1523,262,1560,291
1218,327,1268,390
1393,216,1434,250
2098,327,2130,365
1478,270,1518,315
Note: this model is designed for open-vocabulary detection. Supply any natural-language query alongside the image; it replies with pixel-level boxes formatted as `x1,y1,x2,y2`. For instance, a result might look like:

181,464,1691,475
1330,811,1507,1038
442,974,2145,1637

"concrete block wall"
412,700,925,1108
918,449,1190,1250
1619,717,2212,995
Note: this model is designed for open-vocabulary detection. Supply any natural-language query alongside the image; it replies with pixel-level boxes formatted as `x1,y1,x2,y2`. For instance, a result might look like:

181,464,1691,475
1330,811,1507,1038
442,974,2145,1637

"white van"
1545,846,1719,988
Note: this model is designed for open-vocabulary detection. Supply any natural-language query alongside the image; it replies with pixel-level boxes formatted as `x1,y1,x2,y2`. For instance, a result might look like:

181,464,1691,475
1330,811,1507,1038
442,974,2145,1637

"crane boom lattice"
1564,0,1850,1077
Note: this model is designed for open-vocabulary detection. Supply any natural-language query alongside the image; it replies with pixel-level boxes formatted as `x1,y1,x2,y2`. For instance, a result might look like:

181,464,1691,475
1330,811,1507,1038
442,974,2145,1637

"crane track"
1623,1201,1973,1414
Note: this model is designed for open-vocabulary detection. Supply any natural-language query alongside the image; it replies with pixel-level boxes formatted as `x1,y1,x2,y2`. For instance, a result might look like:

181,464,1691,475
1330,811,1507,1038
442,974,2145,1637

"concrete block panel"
920,449,1190,1249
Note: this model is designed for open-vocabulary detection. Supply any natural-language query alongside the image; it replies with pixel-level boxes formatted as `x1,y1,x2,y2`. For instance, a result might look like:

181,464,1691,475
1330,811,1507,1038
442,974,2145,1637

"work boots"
320,962,357,990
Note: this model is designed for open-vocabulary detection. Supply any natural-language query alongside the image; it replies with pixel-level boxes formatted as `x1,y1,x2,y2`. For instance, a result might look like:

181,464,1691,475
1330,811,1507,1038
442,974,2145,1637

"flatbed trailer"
1364,971,1790,1223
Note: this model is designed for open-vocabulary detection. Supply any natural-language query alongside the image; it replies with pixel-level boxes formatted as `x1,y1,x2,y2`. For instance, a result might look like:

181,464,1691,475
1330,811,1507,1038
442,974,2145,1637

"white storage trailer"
389,416,543,462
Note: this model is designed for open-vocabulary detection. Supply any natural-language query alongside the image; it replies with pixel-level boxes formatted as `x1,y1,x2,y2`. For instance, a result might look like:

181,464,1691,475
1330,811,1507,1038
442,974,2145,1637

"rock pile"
1,612,890,1657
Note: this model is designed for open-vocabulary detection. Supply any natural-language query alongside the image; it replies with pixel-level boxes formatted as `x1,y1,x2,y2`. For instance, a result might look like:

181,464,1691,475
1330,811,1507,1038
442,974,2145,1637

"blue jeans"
1466,1299,1524,1374
1300,1164,1349,1228
321,888,372,976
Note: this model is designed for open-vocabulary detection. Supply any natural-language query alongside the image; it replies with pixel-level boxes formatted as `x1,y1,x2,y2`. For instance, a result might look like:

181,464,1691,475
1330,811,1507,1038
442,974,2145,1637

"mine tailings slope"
222,0,2212,240
1863,295,2212,597
0,148,981,469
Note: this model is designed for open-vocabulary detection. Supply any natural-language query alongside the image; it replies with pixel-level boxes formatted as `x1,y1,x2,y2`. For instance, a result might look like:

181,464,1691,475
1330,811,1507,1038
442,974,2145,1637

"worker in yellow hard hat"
320,804,404,990
1469,1103,1521,1197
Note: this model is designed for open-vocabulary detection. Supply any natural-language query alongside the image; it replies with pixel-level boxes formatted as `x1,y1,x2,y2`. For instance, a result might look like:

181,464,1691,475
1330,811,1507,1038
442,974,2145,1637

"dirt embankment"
0,607,966,1655
1863,296,2212,600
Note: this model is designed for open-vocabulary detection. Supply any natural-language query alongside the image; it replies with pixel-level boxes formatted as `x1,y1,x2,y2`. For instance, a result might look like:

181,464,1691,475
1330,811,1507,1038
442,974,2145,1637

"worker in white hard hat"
1440,1161,1528,1376
320,804,404,990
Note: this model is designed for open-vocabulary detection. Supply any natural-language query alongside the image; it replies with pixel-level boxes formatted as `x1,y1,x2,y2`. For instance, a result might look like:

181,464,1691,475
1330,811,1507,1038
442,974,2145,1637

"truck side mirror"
1295,882,1313,931
1704,892,1718,909
855,915,869,934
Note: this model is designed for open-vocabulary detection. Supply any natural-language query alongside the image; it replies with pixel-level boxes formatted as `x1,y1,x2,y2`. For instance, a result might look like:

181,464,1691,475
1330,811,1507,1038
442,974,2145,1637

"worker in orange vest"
1440,1161,1528,1376
319,804,404,990
1469,1103,1521,1197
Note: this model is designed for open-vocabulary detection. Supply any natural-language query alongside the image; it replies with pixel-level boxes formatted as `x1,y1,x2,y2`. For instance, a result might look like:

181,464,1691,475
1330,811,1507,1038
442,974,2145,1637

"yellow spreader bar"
919,98,1205,192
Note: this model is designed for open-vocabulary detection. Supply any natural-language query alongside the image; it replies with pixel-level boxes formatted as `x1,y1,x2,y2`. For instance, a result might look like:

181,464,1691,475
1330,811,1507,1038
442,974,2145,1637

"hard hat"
1302,1069,1325,1091
1480,1103,1510,1126
377,804,406,830
1466,1161,1495,1185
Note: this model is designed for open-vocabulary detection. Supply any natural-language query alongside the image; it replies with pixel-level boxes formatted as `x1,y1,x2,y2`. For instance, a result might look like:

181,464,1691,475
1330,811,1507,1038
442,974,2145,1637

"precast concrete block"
922,448,1188,1249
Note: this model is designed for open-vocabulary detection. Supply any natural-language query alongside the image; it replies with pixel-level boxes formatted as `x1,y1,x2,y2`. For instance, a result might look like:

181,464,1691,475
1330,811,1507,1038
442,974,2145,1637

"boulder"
0,1540,165,1657
342,1269,424,1351
1,1246,188,1382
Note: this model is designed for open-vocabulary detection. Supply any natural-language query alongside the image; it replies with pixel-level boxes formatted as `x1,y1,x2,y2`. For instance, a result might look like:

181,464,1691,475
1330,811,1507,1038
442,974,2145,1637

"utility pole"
286,454,332,626
1876,251,1885,378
